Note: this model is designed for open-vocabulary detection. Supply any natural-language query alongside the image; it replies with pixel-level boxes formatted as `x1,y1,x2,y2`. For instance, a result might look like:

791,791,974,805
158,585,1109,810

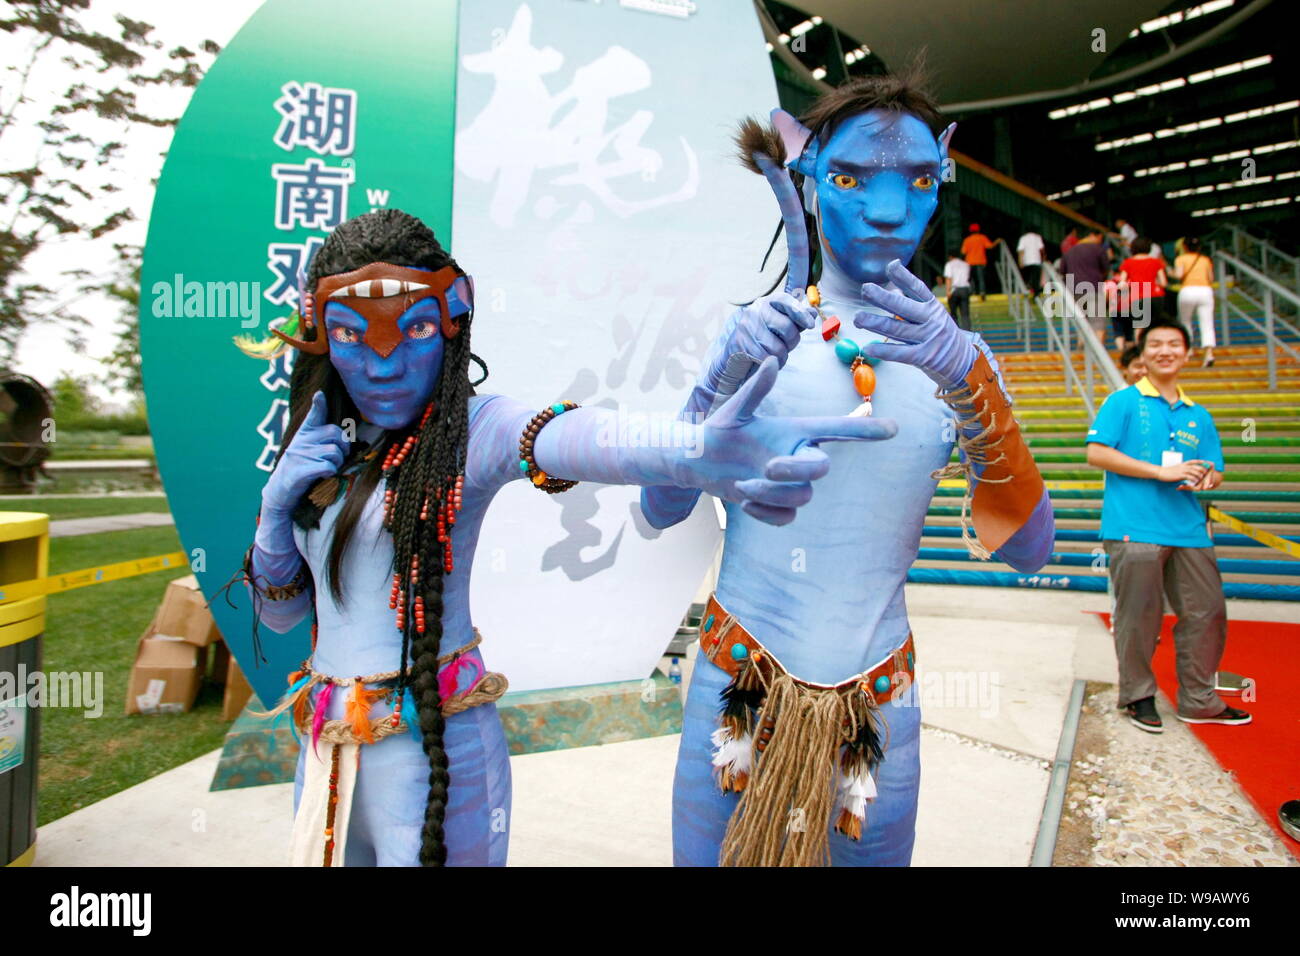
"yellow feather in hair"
232,312,301,360
232,333,289,360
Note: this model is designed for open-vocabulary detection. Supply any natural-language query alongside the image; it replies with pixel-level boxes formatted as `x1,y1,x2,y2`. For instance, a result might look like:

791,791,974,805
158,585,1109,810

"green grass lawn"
2,496,170,522
38,524,231,825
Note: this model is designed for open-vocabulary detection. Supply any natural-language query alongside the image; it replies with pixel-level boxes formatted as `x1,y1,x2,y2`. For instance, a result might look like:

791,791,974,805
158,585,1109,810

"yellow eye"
831,172,858,189
407,321,437,340
913,175,936,190
329,326,359,344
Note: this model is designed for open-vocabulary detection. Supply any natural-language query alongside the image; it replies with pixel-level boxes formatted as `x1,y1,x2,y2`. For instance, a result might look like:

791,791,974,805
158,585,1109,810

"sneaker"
1280,801,1300,842
1124,697,1163,733
1179,705,1252,726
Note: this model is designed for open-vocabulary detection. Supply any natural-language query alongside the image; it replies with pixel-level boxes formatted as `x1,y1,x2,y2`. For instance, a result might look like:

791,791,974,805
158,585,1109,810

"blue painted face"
324,268,471,429
810,109,943,287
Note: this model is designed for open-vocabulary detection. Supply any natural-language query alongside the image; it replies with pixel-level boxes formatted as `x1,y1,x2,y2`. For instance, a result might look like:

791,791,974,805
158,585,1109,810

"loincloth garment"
699,594,915,867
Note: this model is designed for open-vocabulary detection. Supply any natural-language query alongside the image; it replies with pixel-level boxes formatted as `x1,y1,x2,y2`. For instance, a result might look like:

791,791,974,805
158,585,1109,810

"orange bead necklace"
808,284,878,417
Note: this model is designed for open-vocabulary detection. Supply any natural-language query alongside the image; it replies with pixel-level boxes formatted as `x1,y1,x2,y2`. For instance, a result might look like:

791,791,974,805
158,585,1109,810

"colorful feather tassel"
311,682,334,757
344,682,386,745
282,671,312,743
711,726,754,793
438,655,483,701
832,763,878,841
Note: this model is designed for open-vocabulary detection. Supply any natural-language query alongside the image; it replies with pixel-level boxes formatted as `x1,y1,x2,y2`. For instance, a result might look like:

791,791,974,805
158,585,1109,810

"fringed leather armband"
242,543,308,600
931,351,1046,560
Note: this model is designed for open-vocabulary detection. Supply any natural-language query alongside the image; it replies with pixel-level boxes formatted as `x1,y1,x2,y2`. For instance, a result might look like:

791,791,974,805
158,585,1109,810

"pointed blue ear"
771,108,818,176
938,122,957,162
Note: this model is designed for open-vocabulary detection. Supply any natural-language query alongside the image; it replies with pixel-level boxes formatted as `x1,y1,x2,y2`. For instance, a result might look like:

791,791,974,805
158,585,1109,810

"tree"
102,241,141,394
50,369,100,418
0,1,220,359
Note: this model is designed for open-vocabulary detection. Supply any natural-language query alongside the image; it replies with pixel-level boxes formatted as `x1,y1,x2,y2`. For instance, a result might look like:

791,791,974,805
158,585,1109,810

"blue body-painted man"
246,209,894,866
643,74,1055,866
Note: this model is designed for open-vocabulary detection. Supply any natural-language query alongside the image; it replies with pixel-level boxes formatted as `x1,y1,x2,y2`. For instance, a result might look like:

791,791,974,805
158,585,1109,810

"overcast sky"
3,0,264,407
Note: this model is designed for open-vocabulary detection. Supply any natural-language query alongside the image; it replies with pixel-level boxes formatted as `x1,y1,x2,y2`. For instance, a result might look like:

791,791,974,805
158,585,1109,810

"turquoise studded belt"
699,593,915,705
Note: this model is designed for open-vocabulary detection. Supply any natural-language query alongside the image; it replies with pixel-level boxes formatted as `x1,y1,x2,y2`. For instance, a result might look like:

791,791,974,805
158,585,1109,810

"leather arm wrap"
938,351,1047,556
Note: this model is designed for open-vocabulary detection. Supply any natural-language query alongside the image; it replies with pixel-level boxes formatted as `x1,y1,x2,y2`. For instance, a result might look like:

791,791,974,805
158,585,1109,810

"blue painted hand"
855,259,978,388
681,356,898,525
704,290,818,407
261,390,351,515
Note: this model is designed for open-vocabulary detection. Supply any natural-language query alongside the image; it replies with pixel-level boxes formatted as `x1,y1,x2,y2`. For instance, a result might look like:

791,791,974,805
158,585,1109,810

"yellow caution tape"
939,479,1104,491
0,550,189,604
1207,507,1300,560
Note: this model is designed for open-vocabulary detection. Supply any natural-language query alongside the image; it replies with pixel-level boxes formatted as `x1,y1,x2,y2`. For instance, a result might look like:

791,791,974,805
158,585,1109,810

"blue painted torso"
295,394,527,678
714,297,955,682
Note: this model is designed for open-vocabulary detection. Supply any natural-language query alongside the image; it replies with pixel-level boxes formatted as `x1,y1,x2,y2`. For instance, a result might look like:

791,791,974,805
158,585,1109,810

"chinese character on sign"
255,398,291,472
272,158,354,231
259,351,295,393
264,237,325,308
273,82,358,155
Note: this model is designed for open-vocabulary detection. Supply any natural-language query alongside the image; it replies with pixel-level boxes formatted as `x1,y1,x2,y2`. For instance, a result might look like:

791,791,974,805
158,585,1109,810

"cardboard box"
154,574,222,648
209,640,254,720
125,635,204,715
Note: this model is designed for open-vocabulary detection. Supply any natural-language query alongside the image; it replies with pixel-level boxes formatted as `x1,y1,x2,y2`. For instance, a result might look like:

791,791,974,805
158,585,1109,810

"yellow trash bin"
0,512,48,866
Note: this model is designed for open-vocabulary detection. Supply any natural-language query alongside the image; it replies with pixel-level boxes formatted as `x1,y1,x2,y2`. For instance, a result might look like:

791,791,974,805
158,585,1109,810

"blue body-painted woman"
247,209,894,866
643,74,1055,866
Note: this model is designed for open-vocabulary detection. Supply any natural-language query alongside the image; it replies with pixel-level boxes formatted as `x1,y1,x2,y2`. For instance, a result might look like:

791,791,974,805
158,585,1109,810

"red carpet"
1095,612,1300,859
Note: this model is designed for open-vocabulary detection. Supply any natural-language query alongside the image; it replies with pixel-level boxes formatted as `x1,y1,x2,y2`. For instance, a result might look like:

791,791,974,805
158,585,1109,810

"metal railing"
1217,223,1300,293
995,240,1037,351
1038,260,1125,418
993,242,1123,420
1215,250,1300,390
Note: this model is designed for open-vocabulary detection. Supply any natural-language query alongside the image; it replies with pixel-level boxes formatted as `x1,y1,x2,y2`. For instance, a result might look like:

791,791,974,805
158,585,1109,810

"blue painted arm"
643,150,818,529
246,391,345,634
247,507,311,634
479,358,896,526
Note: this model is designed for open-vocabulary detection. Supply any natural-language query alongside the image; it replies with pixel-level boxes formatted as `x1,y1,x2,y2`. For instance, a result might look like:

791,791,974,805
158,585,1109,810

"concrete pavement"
31,583,1294,866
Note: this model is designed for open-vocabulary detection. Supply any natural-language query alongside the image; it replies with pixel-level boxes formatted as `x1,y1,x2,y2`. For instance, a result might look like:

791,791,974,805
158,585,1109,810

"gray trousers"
1103,541,1227,718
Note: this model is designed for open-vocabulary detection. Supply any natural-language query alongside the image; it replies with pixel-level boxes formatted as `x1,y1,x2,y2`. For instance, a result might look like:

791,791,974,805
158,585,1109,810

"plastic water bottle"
668,657,682,684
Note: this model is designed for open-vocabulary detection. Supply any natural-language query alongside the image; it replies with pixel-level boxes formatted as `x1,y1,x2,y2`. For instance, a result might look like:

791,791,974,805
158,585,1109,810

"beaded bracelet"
518,401,581,494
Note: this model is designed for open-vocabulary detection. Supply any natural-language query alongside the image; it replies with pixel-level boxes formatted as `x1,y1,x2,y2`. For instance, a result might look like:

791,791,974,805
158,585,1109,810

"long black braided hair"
276,208,481,866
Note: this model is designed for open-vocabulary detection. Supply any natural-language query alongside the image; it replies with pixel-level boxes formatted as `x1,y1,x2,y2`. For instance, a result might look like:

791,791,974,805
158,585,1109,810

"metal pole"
1063,318,1074,397
1266,288,1276,390
1218,254,1230,347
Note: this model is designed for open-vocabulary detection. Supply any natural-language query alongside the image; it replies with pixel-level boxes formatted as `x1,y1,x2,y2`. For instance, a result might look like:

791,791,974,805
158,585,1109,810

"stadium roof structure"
760,0,1295,242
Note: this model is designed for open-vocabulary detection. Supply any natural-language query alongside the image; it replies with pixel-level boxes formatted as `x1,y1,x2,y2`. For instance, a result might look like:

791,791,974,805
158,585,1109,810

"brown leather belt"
698,593,915,706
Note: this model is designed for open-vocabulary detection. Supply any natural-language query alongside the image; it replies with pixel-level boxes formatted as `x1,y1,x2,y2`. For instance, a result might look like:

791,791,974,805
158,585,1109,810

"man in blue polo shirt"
1086,321,1250,732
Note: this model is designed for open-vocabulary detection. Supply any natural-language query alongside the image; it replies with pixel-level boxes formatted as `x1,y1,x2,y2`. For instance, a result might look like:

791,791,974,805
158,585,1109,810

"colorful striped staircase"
910,308,1300,600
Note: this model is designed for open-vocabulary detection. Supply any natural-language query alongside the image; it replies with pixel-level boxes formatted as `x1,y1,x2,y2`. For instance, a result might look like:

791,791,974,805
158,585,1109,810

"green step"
1023,436,1300,448
931,487,1300,502
927,505,1300,523
1019,421,1300,435
1016,393,1300,408
1017,406,1300,420
1004,469,1300,482
1012,452,1300,465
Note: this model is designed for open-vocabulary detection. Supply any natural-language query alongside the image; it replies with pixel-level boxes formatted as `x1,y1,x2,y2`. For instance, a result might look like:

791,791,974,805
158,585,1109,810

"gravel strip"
1061,684,1296,867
